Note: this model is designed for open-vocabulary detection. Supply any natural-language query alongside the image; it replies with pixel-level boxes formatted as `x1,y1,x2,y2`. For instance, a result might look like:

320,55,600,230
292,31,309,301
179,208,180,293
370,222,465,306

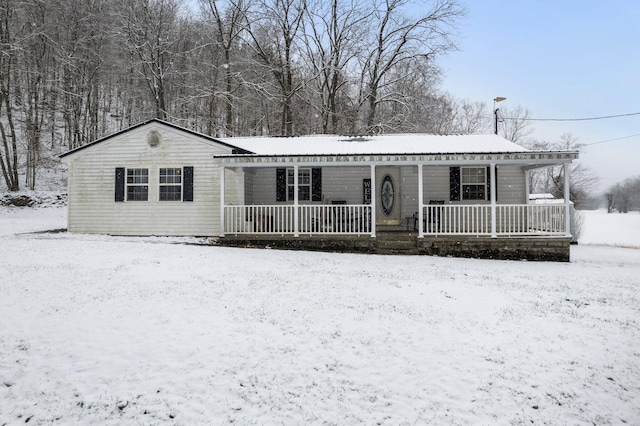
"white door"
376,167,401,225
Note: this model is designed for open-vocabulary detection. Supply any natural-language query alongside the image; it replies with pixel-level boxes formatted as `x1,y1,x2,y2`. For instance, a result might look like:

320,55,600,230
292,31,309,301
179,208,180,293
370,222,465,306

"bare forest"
1,0,482,191
1,0,600,206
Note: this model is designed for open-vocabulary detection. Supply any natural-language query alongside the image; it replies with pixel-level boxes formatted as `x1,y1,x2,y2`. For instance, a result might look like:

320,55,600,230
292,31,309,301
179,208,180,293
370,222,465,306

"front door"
376,167,401,226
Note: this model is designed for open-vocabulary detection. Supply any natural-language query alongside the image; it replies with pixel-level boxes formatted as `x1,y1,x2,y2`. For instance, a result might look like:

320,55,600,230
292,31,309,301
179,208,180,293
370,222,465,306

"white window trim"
287,167,311,202
126,168,149,202
159,167,183,201
461,166,487,201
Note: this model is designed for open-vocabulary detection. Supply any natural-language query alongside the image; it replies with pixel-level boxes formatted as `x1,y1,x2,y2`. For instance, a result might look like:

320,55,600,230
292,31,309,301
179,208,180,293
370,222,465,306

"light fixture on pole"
493,97,506,134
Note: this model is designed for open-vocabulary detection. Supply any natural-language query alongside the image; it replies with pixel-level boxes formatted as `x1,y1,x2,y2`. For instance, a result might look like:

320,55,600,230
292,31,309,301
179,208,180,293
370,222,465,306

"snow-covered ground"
0,206,638,425
579,209,640,248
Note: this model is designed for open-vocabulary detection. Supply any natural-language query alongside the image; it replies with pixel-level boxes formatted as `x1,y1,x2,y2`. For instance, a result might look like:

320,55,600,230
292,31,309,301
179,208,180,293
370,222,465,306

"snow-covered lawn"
0,207,638,425
579,209,640,248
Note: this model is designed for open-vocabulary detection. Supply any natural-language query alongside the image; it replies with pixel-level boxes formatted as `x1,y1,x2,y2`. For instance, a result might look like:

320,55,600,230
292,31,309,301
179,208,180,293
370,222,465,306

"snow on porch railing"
420,204,567,236
224,204,372,235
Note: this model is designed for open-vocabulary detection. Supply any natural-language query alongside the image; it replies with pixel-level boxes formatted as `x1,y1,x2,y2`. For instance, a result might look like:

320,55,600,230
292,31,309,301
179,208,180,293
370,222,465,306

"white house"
60,119,579,261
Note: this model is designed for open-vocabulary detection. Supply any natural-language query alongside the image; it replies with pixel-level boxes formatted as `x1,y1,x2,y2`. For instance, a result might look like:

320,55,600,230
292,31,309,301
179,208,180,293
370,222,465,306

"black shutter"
276,168,287,201
115,167,125,202
486,166,497,201
183,166,194,202
449,167,460,201
312,168,322,202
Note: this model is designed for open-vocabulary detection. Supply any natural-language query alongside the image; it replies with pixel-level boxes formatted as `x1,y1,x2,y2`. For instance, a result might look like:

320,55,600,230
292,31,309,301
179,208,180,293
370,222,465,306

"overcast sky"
437,0,639,192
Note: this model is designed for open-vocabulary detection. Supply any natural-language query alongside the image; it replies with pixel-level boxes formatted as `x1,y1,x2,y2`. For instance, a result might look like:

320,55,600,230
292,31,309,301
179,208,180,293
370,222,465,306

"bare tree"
302,0,369,134
118,0,185,120
0,0,20,191
357,0,463,134
19,0,48,190
531,134,600,208
499,105,534,146
606,176,640,213
199,0,247,136
245,0,306,136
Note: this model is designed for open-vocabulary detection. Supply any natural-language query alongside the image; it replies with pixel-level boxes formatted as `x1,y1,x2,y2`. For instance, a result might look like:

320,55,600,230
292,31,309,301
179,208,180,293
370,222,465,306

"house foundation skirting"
217,233,572,262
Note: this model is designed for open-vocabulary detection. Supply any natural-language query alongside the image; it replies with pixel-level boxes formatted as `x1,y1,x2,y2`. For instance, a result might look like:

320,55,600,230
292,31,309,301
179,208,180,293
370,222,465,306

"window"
461,167,486,200
159,168,182,201
276,168,321,202
287,168,311,201
126,168,149,201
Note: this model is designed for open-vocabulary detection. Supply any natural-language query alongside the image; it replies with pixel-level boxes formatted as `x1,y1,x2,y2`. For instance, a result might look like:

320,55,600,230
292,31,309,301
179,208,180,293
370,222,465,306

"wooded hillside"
1,0,481,191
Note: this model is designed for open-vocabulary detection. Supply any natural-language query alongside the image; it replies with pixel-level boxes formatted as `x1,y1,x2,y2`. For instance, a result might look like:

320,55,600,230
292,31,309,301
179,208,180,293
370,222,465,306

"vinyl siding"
250,166,372,205
66,122,232,236
422,165,525,204
246,164,525,209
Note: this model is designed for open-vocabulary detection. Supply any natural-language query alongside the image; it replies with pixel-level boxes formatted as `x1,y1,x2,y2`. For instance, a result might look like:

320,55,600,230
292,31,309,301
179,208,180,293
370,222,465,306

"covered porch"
215,152,576,241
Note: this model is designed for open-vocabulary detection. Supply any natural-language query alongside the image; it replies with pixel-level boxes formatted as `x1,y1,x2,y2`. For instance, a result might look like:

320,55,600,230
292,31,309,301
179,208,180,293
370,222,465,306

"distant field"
579,209,640,248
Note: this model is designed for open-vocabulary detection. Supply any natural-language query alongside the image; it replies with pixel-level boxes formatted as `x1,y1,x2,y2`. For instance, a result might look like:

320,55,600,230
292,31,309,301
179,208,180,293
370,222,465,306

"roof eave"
213,151,579,167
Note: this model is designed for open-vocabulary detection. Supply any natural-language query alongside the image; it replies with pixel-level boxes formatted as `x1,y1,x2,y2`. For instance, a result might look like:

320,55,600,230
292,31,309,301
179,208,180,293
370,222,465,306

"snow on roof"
218,133,529,156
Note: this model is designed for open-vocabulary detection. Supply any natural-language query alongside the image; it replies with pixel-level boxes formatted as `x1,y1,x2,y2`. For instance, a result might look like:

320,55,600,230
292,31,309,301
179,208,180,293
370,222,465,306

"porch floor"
218,231,571,262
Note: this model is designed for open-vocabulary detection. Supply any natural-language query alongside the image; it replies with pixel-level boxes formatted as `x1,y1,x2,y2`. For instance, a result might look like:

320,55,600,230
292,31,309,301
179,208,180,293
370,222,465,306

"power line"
502,111,640,122
584,133,640,146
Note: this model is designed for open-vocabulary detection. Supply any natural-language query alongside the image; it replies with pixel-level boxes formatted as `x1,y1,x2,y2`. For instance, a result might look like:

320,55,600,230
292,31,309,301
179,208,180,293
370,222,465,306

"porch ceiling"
213,151,579,168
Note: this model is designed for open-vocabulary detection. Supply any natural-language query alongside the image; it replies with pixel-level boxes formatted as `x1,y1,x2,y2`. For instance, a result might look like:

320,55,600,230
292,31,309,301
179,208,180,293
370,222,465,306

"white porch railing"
497,204,566,235
224,204,372,235
419,204,566,236
224,204,566,236
299,205,372,234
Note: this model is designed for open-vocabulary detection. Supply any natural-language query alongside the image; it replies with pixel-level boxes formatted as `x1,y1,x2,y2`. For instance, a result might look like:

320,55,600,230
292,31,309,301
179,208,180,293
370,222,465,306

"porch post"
293,165,299,237
564,162,571,237
370,165,376,237
220,166,225,237
524,169,530,203
417,164,424,238
490,163,497,238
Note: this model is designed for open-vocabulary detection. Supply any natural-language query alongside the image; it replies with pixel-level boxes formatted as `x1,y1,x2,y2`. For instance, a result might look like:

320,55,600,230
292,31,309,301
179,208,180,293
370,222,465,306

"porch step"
375,232,419,255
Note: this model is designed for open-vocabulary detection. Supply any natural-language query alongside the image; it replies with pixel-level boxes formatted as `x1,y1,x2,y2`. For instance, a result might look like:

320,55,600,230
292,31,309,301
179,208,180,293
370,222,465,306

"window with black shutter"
450,166,495,201
276,167,322,202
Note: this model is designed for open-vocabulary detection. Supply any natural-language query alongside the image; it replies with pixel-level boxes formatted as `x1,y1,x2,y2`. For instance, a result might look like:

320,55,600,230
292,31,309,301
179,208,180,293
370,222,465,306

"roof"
59,118,251,159
218,133,530,156
59,119,578,168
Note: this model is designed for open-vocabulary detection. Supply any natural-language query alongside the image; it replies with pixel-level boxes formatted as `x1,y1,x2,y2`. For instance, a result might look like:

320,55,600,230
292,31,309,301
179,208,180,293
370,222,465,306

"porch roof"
219,133,527,156
214,133,578,167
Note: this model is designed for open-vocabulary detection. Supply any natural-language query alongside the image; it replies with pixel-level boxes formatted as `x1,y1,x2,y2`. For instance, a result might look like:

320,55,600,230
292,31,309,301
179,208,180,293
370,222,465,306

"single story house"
59,119,579,261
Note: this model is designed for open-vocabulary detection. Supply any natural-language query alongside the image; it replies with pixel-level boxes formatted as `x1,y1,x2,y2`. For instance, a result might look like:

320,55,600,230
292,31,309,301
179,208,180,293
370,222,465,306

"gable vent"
147,130,161,147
